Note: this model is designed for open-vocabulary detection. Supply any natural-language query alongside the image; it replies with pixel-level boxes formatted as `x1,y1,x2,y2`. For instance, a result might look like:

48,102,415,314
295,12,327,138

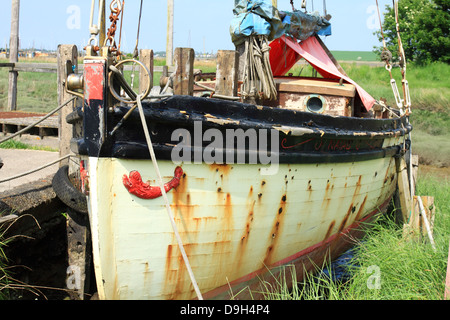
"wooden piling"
215,50,239,97
139,49,154,95
57,44,78,167
403,196,435,243
8,0,20,111
173,47,195,96
395,156,412,223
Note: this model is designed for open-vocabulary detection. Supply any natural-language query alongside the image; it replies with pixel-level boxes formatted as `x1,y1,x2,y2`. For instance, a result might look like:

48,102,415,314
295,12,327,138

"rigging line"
117,0,125,54
133,0,144,58
375,0,387,49
0,154,73,184
375,0,394,80
136,94,204,300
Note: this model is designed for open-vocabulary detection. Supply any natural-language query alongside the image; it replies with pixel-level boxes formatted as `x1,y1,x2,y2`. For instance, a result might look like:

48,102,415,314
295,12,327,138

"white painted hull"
86,155,397,300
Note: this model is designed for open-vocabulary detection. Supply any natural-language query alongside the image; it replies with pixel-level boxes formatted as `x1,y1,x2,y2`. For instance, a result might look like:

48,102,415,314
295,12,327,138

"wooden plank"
0,116,58,128
396,156,412,223
173,47,195,96
403,196,435,245
215,50,239,97
0,63,15,68
276,78,356,97
139,49,154,95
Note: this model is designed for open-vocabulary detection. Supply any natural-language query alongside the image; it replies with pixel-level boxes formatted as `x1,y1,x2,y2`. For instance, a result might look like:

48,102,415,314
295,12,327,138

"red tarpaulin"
269,35,376,111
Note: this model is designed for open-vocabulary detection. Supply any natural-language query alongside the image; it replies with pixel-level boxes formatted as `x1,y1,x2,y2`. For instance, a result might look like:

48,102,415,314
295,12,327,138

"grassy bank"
342,62,450,168
258,170,449,300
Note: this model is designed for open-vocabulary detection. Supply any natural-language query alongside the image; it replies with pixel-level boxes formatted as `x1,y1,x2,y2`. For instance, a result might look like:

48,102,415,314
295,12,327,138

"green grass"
252,171,449,300
0,67,57,114
0,139,57,152
331,51,378,61
337,62,450,168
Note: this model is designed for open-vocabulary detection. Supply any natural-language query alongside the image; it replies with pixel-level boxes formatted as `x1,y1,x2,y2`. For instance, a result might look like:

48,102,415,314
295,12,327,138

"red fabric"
269,35,375,111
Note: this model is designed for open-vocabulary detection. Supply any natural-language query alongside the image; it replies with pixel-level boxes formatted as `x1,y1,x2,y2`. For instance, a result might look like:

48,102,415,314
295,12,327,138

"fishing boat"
53,0,412,300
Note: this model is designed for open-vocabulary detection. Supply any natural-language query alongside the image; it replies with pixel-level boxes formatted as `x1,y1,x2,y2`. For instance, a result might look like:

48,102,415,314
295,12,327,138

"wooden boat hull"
86,153,397,300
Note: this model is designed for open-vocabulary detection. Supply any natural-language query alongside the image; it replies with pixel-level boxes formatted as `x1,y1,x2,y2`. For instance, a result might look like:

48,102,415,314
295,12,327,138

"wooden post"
139,49,154,95
166,0,174,66
66,212,92,300
215,50,239,97
57,45,78,167
404,196,435,242
8,0,20,111
173,47,194,96
58,46,93,301
395,156,412,223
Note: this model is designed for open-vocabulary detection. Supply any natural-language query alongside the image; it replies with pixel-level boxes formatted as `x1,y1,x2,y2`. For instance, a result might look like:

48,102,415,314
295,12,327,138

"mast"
166,0,174,66
8,0,20,111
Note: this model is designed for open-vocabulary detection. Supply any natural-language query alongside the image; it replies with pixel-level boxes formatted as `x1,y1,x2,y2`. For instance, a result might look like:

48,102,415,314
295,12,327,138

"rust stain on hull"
263,193,288,267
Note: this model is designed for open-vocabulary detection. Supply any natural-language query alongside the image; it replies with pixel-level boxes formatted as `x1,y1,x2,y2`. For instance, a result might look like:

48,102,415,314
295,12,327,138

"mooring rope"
136,94,203,300
0,97,77,184
0,154,73,184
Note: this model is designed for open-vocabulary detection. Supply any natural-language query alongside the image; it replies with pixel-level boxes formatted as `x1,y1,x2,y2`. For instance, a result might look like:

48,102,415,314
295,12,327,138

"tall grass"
341,62,450,111
256,172,449,300
0,228,11,300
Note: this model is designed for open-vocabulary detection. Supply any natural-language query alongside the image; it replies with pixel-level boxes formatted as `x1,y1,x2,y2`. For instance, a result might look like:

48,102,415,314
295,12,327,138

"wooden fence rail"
0,62,175,74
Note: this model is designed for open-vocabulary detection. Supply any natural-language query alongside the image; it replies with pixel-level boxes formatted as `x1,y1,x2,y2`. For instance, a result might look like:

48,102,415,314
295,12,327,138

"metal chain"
104,0,123,54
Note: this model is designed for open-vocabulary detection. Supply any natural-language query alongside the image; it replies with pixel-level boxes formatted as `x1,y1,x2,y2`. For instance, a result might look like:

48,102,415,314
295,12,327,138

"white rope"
0,97,77,145
136,94,203,300
0,154,72,184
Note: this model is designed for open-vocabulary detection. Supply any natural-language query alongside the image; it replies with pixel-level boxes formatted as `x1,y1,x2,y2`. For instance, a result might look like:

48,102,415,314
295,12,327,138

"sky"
0,0,393,54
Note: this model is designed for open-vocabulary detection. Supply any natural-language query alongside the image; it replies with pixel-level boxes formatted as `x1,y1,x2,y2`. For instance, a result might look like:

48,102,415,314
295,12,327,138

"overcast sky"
0,0,393,53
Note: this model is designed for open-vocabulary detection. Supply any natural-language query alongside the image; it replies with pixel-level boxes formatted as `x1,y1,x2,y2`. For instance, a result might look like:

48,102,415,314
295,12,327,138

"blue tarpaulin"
230,0,332,45
230,0,284,45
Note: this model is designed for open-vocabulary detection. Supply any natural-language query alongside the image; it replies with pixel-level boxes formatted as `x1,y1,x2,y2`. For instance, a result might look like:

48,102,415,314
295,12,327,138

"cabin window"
305,95,326,113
